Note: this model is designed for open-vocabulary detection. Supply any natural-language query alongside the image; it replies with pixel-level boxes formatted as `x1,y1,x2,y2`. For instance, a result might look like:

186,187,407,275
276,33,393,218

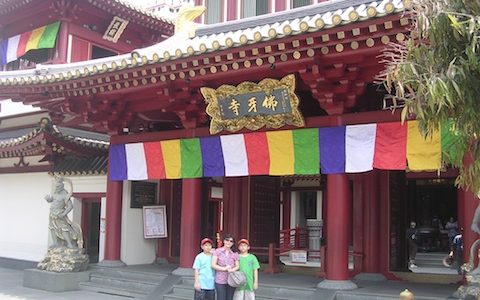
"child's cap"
237,239,250,246
201,238,213,246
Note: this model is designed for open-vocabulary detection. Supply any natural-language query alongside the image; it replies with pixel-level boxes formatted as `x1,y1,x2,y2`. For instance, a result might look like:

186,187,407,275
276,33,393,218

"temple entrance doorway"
389,172,459,275
81,198,101,263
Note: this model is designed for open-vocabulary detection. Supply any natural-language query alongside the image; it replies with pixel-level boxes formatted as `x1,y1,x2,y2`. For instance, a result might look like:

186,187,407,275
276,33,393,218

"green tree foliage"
381,0,480,193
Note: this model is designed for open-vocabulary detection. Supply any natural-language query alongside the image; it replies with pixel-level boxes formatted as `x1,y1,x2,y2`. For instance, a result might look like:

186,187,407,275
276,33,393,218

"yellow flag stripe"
406,121,441,171
161,140,181,179
25,26,46,52
267,130,294,175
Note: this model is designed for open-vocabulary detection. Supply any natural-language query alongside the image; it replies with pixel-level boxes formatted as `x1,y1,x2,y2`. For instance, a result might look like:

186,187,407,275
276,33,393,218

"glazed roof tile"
0,0,407,86
88,0,174,24
51,155,108,176
0,124,109,150
0,0,174,26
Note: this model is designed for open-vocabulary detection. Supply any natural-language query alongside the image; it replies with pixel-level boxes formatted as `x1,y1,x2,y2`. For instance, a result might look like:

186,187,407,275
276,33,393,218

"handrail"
279,225,309,252
250,243,362,277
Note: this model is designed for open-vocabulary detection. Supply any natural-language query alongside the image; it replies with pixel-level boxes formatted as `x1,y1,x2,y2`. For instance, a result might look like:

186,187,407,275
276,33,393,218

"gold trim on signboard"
201,74,305,134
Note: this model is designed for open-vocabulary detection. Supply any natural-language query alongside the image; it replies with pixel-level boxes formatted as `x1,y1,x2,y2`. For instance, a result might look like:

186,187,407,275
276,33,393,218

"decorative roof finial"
174,5,205,38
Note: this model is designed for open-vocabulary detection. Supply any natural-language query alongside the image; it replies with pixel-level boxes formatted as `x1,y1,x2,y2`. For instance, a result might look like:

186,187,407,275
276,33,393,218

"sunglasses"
224,239,234,242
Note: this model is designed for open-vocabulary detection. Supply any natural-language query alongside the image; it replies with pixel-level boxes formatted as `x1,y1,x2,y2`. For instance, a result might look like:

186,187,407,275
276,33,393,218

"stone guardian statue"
37,176,89,272
454,203,480,298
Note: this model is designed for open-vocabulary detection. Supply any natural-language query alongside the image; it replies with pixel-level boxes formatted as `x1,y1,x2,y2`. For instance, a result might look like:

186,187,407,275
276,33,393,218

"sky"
0,99,40,117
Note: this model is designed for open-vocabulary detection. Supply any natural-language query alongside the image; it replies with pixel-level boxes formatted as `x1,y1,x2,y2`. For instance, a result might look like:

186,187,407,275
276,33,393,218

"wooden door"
389,171,409,271
169,180,182,260
81,198,101,263
249,176,280,248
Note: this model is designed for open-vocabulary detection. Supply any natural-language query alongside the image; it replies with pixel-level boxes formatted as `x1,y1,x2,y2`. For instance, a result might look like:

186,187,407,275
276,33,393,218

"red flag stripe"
144,141,166,179
244,132,270,175
373,122,407,170
16,31,31,58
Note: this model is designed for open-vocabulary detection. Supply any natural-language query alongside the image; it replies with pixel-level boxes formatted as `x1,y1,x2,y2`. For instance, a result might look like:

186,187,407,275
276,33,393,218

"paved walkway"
0,265,461,300
0,267,125,300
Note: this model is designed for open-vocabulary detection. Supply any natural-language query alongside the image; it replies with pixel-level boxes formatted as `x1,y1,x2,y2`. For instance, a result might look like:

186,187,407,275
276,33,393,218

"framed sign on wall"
143,205,168,239
131,181,157,208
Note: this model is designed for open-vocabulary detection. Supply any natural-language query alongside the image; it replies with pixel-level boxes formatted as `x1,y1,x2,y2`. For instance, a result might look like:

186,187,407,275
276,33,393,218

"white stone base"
23,268,90,292
317,279,358,290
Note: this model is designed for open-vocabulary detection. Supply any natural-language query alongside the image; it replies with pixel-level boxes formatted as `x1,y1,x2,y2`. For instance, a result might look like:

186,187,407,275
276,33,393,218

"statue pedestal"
23,268,90,292
37,247,89,272
454,274,480,299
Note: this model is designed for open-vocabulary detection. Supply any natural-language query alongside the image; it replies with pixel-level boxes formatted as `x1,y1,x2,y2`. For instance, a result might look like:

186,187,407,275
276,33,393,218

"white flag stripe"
345,124,377,173
125,143,148,180
6,35,20,63
220,134,248,176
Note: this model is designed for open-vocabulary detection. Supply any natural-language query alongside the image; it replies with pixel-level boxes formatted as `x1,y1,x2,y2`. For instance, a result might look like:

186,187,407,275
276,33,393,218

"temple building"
0,0,475,291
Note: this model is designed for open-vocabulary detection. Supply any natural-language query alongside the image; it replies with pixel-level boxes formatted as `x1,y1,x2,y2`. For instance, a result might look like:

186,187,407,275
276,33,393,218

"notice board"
143,205,168,239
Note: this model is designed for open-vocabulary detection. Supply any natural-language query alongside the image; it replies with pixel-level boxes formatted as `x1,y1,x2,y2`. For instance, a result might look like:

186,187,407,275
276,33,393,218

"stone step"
165,283,314,300
416,253,448,260
171,284,193,297
92,267,168,282
415,262,445,268
163,294,190,300
79,281,147,298
89,273,159,292
336,292,450,300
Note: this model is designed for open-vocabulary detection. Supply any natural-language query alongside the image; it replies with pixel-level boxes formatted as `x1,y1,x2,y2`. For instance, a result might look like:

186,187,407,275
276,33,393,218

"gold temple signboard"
201,74,305,134
103,16,129,43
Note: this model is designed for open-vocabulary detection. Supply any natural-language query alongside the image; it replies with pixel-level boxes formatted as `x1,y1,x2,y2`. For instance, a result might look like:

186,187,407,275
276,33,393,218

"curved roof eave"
0,0,408,87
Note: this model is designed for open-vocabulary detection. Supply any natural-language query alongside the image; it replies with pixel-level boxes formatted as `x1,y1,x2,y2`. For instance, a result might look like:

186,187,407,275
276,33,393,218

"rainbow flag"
0,22,60,65
109,121,448,181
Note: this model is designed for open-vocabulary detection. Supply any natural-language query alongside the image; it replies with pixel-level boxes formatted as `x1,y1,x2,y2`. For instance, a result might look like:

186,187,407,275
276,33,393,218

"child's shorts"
194,289,215,300
233,289,255,300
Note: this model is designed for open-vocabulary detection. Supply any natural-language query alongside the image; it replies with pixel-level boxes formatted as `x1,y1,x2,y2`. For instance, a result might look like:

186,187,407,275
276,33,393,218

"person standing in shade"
406,221,418,268
233,239,260,300
451,228,463,275
445,217,459,248
193,238,216,300
212,234,239,300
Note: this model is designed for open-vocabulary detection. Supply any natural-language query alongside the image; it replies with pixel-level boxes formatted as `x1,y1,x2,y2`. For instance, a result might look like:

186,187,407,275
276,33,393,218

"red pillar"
275,0,286,12
226,0,237,21
459,188,478,267
178,178,202,268
54,20,69,64
156,180,170,262
363,171,380,273
223,177,249,239
103,180,123,262
325,174,350,280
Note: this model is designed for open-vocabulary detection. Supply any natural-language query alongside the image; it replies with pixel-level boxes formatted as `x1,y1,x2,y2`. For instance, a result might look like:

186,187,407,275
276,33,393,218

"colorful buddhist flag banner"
0,22,60,65
109,120,447,180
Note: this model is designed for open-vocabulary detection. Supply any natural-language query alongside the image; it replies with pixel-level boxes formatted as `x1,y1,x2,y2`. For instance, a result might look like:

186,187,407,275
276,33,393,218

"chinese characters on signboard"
201,74,304,134
218,88,292,120
103,16,129,43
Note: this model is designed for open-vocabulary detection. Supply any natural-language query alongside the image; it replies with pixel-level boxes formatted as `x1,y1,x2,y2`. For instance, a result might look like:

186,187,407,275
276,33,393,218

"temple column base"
97,260,126,267
317,279,358,290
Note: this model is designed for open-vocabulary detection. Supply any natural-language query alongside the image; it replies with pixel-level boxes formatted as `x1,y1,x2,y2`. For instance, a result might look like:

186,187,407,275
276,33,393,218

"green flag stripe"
180,138,203,178
441,121,464,164
37,22,61,49
293,128,320,174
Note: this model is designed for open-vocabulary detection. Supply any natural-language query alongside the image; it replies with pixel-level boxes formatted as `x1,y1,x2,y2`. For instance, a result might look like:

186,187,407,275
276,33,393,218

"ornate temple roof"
0,0,174,31
50,154,108,176
0,0,407,86
0,118,108,158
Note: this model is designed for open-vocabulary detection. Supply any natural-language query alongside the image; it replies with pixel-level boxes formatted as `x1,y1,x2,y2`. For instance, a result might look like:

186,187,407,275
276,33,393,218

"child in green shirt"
233,239,260,300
